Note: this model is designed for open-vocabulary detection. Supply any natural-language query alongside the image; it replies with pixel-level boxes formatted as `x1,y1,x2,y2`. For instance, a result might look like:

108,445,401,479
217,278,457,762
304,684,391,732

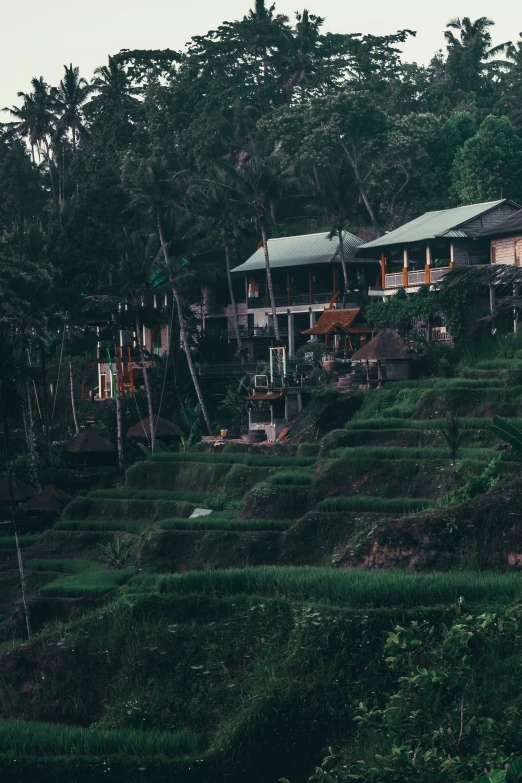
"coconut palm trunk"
40,341,52,461
3,417,31,640
156,216,212,435
113,339,124,469
66,320,80,435
338,227,349,305
260,220,280,342
135,312,155,453
224,234,243,362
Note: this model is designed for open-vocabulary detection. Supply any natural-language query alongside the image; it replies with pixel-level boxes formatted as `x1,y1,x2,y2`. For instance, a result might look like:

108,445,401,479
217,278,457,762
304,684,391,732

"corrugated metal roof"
356,201,507,253
231,231,371,275
477,209,522,237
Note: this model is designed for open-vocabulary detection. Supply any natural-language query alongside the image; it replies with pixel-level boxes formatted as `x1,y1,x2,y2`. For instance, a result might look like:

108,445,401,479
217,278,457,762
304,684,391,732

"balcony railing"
221,327,289,340
384,268,451,289
247,292,335,309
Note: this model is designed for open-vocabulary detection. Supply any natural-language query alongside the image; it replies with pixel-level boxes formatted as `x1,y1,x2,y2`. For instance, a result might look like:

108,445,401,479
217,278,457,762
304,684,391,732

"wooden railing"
384,267,451,289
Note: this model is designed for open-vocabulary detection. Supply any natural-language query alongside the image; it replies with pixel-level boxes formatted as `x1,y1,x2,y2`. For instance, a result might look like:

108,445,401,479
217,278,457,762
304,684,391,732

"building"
300,307,378,353
350,328,416,384
202,231,377,362
480,210,522,266
357,200,520,298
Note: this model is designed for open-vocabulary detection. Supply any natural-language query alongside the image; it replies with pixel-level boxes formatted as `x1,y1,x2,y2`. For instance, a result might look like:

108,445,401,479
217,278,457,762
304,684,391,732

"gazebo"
350,328,415,385
65,429,117,467
126,415,183,443
24,484,72,516
301,308,378,353
0,477,36,503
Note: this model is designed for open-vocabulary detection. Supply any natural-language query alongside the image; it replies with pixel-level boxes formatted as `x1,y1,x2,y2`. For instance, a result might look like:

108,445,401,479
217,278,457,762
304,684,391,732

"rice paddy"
34,562,135,598
318,496,432,513
159,517,293,531
53,519,144,534
0,534,39,549
148,452,316,467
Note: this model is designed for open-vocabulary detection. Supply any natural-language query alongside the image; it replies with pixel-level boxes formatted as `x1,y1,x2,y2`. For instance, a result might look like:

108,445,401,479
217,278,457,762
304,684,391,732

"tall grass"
89,489,216,504
344,418,495,431
149,453,316,467
475,359,522,370
0,534,39,549
54,520,143,534
156,566,522,608
390,378,506,390
159,518,293,531
268,472,313,486
317,496,431,513
0,719,203,758
38,564,134,598
333,446,510,461
26,558,85,573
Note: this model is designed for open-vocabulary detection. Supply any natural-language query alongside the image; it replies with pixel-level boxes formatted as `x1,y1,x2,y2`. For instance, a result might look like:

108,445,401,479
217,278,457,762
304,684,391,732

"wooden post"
309,271,313,305
425,245,431,284
450,243,454,269
402,248,409,287
127,347,135,394
381,252,386,288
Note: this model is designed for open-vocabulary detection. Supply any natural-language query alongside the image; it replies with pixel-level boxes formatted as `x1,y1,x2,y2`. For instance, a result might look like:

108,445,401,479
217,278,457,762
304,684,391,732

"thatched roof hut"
0,477,36,503
350,328,415,381
23,484,72,515
65,429,117,466
126,415,183,442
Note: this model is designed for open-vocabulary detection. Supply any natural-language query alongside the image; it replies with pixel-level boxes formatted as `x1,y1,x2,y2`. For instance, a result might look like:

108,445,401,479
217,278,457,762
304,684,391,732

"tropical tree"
126,157,212,434
444,16,510,93
52,64,93,154
0,329,32,639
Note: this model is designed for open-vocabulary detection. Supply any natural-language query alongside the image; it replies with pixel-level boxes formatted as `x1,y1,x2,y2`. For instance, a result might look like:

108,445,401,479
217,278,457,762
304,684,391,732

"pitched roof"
0,477,36,502
23,484,72,513
478,209,522,237
126,415,183,440
231,231,374,275
356,201,512,254
301,308,364,335
350,328,409,361
65,429,116,453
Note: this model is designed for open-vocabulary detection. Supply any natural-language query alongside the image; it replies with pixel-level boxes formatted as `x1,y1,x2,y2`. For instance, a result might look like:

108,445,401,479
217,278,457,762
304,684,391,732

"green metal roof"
356,201,508,254
231,231,372,275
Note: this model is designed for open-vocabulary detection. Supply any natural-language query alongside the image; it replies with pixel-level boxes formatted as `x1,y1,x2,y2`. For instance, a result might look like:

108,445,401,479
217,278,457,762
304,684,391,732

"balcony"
247,292,335,309
384,268,451,289
221,327,289,340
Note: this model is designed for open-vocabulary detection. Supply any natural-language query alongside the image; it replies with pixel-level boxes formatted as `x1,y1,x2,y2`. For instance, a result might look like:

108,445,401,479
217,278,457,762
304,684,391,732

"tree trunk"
224,235,243,362
3,417,31,640
66,321,80,435
155,214,212,435
135,312,155,453
40,342,52,461
113,340,124,469
338,227,349,304
260,220,280,342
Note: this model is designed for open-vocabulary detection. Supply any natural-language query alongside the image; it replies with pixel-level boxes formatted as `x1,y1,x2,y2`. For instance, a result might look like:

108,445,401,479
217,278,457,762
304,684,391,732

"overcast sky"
1,0,518,111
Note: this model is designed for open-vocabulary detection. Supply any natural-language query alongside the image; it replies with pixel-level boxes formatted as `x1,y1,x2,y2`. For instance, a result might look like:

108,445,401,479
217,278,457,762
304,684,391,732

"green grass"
53,519,144,534
158,517,293,531
333,446,510,461
0,534,39,549
37,563,134,598
389,378,507,390
317,496,432,513
26,558,86,573
475,359,522,370
156,566,522,608
89,488,216,504
0,719,203,758
268,471,313,486
149,452,316,467
344,418,495,431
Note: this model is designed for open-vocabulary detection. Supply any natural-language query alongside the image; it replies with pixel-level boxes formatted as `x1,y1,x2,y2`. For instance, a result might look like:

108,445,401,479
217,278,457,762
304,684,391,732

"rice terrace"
4,1,522,782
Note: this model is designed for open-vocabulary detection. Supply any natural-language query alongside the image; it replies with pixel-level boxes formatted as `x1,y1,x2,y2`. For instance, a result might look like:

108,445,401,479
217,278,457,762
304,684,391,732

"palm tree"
91,56,140,115
444,17,511,92
191,168,248,360
125,157,212,435
52,64,93,154
0,329,32,639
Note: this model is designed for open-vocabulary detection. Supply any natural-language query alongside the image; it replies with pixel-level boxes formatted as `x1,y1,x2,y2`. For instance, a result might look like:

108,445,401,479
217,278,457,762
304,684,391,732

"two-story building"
357,199,520,298
203,231,378,362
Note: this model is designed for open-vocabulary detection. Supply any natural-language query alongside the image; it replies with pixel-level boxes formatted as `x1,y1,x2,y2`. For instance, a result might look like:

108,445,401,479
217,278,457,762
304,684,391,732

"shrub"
268,472,313,486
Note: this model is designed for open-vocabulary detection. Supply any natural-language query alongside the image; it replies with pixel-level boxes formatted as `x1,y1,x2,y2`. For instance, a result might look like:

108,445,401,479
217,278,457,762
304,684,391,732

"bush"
268,472,313,486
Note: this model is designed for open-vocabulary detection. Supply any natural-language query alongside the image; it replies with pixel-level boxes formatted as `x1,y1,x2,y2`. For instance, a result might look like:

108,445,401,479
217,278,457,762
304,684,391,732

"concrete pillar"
309,309,318,343
402,248,409,287
381,252,387,288
425,245,431,284
450,243,455,269
489,285,496,314
288,312,295,358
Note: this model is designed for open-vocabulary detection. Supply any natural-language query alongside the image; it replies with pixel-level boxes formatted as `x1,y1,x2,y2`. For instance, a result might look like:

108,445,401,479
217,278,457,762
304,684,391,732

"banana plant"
486,416,522,454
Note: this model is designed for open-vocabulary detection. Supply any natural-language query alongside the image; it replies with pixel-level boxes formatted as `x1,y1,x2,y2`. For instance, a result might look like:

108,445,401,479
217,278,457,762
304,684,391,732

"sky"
1,0,518,112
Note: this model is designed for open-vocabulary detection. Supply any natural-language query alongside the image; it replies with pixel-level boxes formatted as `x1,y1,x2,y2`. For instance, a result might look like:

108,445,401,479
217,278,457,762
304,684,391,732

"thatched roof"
0,477,36,502
301,309,366,336
65,429,116,454
126,415,183,440
24,484,72,513
351,328,409,362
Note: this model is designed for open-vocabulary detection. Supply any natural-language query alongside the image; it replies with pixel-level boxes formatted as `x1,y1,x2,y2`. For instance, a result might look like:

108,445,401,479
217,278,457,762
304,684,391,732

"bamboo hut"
350,328,415,385
65,429,117,467
126,416,183,443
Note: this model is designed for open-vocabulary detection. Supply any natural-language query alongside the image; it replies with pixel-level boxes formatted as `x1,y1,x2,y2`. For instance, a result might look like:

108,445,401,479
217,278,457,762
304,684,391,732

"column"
489,285,496,314
450,243,455,269
309,310,318,342
288,312,295,358
287,272,291,306
425,245,431,284
309,271,313,305
402,248,409,287
381,252,387,288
